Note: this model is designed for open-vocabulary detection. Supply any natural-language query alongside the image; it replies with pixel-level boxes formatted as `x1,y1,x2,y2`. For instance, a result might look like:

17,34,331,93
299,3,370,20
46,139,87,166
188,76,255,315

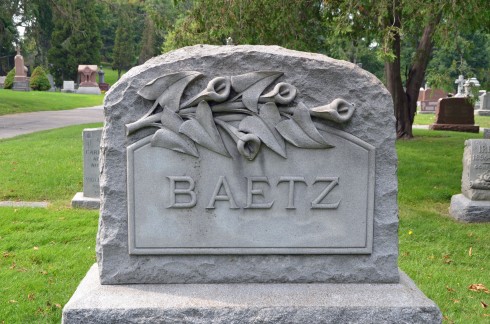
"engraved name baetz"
167,175,340,210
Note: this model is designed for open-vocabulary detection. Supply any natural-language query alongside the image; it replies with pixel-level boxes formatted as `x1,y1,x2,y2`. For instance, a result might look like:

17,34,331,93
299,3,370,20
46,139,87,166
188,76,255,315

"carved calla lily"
309,98,355,123
259,82,297,105
182,77,231,108
237,133,261,161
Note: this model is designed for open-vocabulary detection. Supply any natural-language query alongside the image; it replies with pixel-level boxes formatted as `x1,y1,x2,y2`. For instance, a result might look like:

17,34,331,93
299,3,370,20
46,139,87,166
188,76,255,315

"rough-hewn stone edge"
62,264,441,324
71,192,100,210
449,194,490,223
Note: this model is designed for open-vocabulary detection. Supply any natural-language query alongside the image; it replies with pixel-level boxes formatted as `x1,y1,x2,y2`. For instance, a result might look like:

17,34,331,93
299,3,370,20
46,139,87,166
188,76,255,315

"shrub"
29,66,51,91
4,68,15,89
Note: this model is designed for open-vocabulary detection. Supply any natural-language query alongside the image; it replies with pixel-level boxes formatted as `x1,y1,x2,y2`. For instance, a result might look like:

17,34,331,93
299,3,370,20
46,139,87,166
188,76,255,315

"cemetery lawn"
0,126,489,323
0,89,104,116
414,112,490,128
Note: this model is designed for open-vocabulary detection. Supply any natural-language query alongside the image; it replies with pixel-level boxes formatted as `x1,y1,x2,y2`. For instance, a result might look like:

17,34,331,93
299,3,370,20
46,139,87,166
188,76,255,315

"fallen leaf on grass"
483,313,490,317
9,262,16,270
482,301,488,308
8,300,17,304
28,293,35,301
469,246,473,257
469,284,490,293
55,303,62,309
40,270,48,275
451,299,460,303
3,251,12,258
446,286,456,293
33,246,39,250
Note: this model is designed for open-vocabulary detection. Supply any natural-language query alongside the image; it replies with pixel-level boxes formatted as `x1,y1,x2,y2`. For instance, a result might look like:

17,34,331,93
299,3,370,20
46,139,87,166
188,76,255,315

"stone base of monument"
12,81,30,91
71,192,100,209
475,110,490,116
62,264,441,324
429,124,479,133
418,110,435,114
77,86,101,95
449,194,490,222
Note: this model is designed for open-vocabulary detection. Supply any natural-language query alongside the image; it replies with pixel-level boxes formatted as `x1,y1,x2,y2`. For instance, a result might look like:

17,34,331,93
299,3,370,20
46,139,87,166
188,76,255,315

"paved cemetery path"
0,105,104,139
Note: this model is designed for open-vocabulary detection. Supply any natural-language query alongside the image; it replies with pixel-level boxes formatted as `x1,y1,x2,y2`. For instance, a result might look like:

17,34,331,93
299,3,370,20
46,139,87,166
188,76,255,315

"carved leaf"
276,103,334,149
137,71,202,112
151,128,199,157
231,71,283,113
239,103,286,158
149,109,199,157
179,101,230,157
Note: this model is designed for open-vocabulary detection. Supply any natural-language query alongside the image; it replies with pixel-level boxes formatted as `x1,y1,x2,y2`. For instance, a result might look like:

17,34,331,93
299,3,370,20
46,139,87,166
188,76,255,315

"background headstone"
430,97,479,132
0,76,5,88
475,92,490,116
62,45,441,323
77,65,101,95
62,81,75,93
419,88,447,113
450,139,490,222
12,47,30,91
71,128,102,209
484,128,490,139
47,74,56,92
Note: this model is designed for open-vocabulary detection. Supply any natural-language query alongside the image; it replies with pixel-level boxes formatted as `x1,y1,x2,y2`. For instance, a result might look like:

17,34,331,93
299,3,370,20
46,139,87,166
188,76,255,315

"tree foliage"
112,4,136,80
322,0,490,139
47,0,102,85
29,65,50,90
4,68,15,89
163,0,324,52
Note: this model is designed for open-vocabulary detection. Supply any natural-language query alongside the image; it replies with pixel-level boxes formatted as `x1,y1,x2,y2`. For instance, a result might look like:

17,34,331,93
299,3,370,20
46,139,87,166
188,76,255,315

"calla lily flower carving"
310,98,355,123
126,71,356,160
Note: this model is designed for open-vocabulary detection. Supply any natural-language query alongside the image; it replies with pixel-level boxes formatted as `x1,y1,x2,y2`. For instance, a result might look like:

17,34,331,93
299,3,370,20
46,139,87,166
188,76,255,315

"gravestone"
97,66,110,91
62,81,75,93
450,139,490,222
484,128,490,139
71,128,102,209
62,45,441,323
77,65,101,95
475,92,490,116
0,76,5,88
430,97,479,132
12,46,30,91
46,74,56,92
419,88,446,113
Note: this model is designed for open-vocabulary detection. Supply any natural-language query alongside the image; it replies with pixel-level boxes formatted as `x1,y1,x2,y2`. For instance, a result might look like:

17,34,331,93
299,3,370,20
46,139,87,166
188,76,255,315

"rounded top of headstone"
105,45,394,148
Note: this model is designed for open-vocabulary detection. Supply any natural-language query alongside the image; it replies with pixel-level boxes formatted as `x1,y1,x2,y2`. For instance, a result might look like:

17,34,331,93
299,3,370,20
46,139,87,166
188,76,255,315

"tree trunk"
384,1,442,139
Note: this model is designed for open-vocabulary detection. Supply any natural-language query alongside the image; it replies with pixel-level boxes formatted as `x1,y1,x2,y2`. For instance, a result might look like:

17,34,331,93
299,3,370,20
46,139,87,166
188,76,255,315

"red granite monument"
12,46,30,91
430,98,479,133
419,88,446,113
77,65,101,95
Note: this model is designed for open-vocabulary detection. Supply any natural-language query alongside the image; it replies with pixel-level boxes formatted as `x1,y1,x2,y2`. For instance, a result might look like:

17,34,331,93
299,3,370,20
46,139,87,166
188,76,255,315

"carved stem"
126,114,162,135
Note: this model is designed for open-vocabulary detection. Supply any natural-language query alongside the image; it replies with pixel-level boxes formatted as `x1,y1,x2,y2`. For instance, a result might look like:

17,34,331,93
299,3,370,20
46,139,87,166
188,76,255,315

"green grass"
415,112,490,128
0,126,489,322
100,64,124,86
397,129,490,323
0,89,104,116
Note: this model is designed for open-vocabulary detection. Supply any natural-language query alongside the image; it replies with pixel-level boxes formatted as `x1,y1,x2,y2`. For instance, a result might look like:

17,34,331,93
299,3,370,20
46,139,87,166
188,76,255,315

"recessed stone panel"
127,126,374,255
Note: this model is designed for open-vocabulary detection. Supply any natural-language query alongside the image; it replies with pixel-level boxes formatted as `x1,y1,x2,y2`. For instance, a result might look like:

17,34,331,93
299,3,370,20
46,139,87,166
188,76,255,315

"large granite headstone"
71,128,102,209
62,45,441,323
419,88,446,114
450,139,490,222
430,97,479,132
0,76,6,88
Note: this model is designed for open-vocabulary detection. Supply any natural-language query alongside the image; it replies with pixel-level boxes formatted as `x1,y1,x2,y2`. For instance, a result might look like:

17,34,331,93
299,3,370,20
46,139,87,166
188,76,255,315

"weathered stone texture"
97,45,398,284
62,264,441,324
